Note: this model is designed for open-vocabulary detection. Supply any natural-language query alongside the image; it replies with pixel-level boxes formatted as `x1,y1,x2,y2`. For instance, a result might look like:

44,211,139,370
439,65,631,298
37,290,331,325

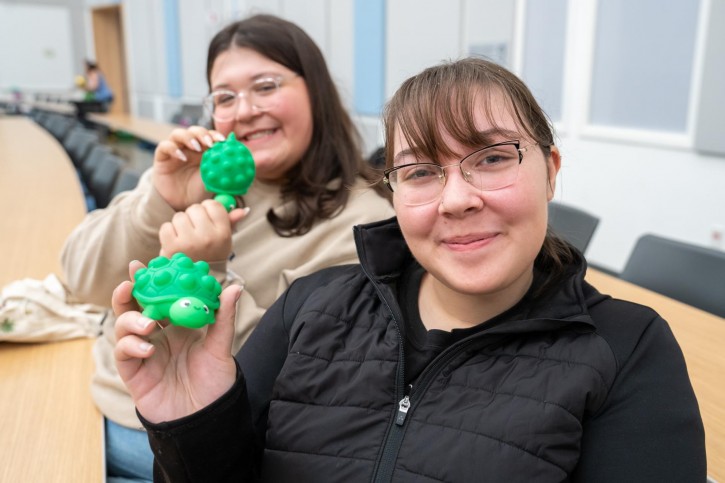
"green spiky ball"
200,132,255,212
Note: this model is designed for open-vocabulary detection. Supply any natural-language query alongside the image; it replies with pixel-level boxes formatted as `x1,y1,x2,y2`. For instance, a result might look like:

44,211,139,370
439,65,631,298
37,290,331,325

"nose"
438,165,484,215
234,93,257,121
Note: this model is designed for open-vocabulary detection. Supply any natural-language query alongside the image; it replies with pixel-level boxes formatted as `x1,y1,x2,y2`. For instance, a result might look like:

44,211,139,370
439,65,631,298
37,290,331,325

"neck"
418,270,533,332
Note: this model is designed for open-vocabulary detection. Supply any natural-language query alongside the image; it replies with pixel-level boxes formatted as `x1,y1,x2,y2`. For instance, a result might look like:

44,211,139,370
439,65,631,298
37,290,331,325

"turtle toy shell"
200,132,255,212
131,252,222,329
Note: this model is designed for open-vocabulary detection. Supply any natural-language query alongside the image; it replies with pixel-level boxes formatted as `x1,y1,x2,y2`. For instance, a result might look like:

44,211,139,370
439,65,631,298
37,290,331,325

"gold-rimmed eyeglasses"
383,141,535,206
203,75,295,122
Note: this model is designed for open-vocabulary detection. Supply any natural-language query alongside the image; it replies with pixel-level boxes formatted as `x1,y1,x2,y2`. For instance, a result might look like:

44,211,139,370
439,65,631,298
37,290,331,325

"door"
91,5,129,115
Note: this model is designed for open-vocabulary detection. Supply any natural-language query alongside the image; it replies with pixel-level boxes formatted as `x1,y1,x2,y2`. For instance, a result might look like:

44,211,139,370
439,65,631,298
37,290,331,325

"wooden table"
587,269,725,482
0,117,102,482
88,112,179,145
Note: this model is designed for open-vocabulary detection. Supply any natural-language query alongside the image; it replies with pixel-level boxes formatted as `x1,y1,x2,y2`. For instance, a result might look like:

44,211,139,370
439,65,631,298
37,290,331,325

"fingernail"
138,317,154,330
203,135,214,148
190,139,202,152
175,149,187,161
139,342,153,353
242,207,251,215
213,132,226,142
235,286,243,302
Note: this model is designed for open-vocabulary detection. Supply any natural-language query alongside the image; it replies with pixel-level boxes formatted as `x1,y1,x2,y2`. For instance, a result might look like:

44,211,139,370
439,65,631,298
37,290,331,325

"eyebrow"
211,73,281,91
392,148,416,165
393,128,523,165
475,128,522,144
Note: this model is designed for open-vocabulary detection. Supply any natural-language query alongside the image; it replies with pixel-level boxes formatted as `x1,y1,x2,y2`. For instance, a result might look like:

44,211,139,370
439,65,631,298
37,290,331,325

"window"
588,0,701,133
520,0,569,123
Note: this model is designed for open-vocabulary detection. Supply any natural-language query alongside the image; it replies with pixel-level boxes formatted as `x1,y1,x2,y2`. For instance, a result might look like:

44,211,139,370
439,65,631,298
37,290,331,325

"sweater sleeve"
61,170,176,306
572,316,706,482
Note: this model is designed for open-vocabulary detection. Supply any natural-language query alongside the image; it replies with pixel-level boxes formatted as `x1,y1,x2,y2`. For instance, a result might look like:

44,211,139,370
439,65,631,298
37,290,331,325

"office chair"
46,115,78,141
367,146,386,169
80,144,113,183
63,127,99,168
110,168,142,199
548,201,600,254
88,153,124,209
620,234,725,318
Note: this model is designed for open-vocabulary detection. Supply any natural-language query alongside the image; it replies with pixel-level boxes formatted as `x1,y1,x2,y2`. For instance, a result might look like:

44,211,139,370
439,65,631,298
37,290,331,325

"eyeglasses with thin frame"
203,75,294,122
383,141,535,206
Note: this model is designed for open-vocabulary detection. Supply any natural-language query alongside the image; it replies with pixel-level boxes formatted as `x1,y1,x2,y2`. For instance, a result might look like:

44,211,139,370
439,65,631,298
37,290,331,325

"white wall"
0,2,75,92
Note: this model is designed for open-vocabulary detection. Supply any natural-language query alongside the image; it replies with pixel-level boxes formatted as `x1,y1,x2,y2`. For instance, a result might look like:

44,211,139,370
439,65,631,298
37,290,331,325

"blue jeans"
105,418,154,483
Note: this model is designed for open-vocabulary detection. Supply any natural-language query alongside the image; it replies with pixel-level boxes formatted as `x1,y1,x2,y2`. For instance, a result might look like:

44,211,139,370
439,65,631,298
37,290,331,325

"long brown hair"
383,57,577,291
207,14,389,236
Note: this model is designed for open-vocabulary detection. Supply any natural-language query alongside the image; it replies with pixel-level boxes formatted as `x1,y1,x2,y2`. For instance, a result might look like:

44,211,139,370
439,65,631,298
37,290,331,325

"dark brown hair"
383,57,577,291
207,14,389,236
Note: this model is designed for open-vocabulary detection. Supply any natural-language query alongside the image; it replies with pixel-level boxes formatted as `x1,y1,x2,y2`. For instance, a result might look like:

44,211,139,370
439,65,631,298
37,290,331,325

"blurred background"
1,0,724,274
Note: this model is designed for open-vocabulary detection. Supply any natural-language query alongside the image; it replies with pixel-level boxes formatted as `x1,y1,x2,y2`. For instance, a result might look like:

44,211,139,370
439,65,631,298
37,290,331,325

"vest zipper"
372,337,483,483
395,395,411,426
358,261,408,483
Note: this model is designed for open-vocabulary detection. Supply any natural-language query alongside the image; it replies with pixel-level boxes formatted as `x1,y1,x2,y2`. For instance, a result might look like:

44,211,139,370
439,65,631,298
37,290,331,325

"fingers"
159,201,234,261
209,130,226,143
112,280,139,317
129,259,146,280
154,126,226,164
229,206,251,225
113,310,157,386
114,317,156,362
204,284,243,358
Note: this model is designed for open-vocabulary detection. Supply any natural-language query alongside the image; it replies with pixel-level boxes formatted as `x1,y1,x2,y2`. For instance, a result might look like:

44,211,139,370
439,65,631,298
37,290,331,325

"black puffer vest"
259,217,638,482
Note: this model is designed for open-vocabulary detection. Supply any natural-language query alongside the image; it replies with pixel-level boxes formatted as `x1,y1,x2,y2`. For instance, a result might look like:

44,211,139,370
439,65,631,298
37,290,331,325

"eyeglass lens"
206,78,281,120
388,143,521,206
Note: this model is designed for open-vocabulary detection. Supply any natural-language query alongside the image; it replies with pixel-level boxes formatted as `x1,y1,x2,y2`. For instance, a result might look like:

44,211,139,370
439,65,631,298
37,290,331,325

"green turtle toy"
132,253,222,329
200,132,255,212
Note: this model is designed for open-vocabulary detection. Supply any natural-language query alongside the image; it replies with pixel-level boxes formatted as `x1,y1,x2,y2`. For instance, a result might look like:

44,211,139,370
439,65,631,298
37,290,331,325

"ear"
546,145,561,201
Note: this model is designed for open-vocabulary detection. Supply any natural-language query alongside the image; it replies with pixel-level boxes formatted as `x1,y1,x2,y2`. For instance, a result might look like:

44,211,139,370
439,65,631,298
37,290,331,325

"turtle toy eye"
203,305,210,314
179,299,192,308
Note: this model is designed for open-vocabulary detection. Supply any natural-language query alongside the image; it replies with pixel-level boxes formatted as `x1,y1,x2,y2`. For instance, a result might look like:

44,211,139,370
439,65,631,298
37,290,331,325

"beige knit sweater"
61,170,394,428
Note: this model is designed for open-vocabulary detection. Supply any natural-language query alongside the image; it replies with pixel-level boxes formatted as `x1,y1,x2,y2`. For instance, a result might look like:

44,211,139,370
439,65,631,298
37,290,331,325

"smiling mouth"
241,129,276,142
443,233,498,250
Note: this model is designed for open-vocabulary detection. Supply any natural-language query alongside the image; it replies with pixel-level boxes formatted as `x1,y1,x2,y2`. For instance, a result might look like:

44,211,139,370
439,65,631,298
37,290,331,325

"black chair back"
89,153,124,209
621,234,725,318
548,201,600,254
63,127,99,168
110,168,142,199
81,144,113,183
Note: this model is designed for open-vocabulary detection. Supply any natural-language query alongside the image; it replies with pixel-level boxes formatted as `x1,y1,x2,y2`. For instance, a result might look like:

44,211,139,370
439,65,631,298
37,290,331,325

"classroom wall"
2,0,723,274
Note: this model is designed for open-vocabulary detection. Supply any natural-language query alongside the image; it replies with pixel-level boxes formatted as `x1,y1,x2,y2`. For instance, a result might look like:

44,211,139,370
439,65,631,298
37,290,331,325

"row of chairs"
31,111,141,210
548,201,725,318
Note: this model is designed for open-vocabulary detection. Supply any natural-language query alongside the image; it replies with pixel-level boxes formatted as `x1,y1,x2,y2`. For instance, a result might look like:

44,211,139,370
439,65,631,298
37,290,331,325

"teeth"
244,129,275,141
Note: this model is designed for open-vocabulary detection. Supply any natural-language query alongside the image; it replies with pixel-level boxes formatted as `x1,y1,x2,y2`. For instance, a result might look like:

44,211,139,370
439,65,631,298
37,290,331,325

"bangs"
383,58,552,168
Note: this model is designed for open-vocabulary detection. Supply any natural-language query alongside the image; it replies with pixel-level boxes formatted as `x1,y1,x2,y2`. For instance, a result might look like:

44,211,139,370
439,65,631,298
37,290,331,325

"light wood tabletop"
0,116,103,482
587,269,725,482
87,112,179,145
0,117,86,284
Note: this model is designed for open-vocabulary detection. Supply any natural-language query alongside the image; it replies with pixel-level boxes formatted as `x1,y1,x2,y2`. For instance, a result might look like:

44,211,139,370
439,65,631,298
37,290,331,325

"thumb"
203,284,242,357
229,206,250,226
